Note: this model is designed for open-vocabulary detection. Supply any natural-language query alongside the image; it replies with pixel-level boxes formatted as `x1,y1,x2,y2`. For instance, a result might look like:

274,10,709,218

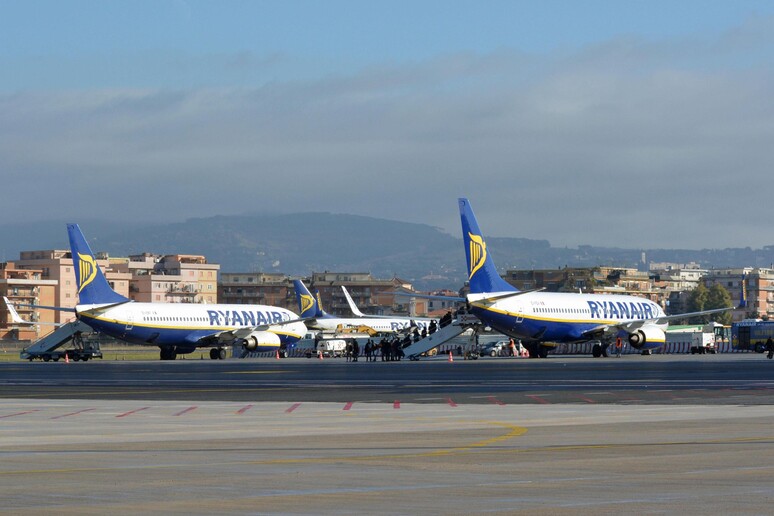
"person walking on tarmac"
616,337,623,358
766,336,774,359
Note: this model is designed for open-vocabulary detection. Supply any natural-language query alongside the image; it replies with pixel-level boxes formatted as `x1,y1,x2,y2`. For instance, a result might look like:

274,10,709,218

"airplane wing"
580,306,734,339
183,315,312,347
8,301,76,313
380,290,466,302
3,297,65,326
216,315,311,338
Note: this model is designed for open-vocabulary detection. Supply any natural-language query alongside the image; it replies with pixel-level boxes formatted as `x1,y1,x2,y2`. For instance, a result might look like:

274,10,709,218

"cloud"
1,21,773,249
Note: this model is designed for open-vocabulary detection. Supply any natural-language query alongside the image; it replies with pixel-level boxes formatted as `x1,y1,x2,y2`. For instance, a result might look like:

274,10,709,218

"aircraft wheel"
210,348,219,360
43,355,50,362
218,348,227,360
592,344,601,358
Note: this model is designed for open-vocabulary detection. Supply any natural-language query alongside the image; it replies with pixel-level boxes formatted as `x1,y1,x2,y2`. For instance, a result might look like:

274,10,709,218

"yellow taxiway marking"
4,426,774,477
0,421,528,475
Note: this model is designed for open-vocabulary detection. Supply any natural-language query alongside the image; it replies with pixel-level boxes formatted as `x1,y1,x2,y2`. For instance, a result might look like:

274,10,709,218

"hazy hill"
1,213,773,290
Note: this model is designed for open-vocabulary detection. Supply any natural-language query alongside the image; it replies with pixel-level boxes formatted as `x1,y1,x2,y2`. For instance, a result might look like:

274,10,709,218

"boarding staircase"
20,320,94,360
403,313,480,360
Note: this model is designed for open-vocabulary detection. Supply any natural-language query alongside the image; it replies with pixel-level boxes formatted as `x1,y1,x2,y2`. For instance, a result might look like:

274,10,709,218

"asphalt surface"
1,352,773,404
2,354,774,515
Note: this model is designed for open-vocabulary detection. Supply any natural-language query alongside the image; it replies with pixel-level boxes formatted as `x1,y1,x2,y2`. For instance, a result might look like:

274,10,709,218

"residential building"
112,253,219,304
309,272,425,317
703,267,774,321
0,262,58,340
14,250,130,324
219,272,290,308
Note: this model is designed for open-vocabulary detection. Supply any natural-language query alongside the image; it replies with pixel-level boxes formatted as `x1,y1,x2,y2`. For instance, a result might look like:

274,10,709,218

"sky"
2,0,774,249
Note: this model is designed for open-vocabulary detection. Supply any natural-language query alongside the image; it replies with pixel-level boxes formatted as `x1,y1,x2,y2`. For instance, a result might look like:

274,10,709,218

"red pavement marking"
446,398,458,407
115,407,150,418
487,396,505,406
50,408,96,420
343,402,353,411
393,400,400,409
526,394,550,404
236,404,253,415
577,395,597,404
285,403,302,413
173,406,198,417
0,410,39,419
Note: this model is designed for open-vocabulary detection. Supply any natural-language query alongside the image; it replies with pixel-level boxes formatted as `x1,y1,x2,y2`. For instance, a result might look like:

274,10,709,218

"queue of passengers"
341,314,448,362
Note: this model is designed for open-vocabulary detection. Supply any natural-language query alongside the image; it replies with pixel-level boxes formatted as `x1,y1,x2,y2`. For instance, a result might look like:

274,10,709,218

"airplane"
457,198,732,358
292,280,435,335
65,223,307,360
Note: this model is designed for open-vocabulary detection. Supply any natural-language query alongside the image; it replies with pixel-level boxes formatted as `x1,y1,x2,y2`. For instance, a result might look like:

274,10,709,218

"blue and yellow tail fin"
67,224,129,305
458,198,518,295
292,280,325,318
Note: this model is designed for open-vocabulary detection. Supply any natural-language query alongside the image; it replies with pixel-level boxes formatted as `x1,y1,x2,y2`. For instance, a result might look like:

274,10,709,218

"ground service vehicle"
23,340,103,362
731,320,774,353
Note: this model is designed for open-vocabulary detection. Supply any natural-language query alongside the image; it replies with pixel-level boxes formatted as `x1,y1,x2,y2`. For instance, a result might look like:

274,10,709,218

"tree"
706,284,733,325
686,283,709,314
686,283,733,324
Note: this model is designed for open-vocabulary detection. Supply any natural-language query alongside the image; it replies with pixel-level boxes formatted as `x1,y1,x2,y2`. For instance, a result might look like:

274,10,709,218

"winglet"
341,286,367,317
3,296,24,323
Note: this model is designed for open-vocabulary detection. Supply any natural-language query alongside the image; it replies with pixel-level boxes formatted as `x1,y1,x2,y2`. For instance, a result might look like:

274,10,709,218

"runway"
2,354,774,514
2,353,774,405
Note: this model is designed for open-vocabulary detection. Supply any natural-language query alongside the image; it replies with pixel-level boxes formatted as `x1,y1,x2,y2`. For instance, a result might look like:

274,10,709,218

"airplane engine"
627,325,666,350
242,331,281,351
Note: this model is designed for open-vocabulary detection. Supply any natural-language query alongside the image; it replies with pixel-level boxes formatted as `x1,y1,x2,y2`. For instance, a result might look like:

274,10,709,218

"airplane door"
126,313,134,331
513,304,524,323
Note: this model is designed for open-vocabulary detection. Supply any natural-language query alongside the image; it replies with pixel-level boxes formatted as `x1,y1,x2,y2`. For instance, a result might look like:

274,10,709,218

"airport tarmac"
1,354,774,514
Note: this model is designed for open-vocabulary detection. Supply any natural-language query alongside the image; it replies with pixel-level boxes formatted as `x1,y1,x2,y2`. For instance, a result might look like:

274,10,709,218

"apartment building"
703,267,774,321
0,262,58,340
308,272,425,317
112,253,219,304
13,250,130,324
218,272,290,308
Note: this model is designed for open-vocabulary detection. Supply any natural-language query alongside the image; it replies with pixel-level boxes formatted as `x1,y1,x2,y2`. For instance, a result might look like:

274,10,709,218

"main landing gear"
592,339,612,358
209,348,227,360
160,347,177,360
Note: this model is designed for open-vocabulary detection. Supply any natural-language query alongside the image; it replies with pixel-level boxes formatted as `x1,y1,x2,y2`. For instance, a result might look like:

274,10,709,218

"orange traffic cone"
318,350,323,360
448,351,454,363
275,349,280,360
65,352,69,364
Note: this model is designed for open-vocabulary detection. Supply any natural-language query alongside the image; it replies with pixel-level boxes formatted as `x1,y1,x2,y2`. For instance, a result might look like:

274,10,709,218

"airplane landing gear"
592,339,612,358
210,348,227,360
160,347,177,360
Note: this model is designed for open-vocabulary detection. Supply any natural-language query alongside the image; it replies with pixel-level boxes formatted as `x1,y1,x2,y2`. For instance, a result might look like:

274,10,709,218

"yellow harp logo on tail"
300,293,315,314
77,252,98,293
468,232,487,280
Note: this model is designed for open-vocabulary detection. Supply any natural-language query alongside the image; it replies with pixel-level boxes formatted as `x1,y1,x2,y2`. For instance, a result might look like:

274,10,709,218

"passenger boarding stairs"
403,313,480,360
20,320,94,359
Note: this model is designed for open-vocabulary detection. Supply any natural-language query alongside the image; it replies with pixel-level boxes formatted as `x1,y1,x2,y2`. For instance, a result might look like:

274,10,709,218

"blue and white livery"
293,280,433,334
459,198,729,358
68,224,306,360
